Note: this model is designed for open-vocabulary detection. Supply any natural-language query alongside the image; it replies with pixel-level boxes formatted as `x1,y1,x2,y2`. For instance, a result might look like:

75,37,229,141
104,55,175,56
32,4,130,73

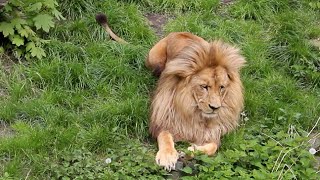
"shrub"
0,0,64,60
181,128,318,179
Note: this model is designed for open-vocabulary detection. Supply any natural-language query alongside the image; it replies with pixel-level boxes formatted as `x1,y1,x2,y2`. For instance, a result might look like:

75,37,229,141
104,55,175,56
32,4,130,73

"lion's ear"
227,73,232,80
227,72,236,81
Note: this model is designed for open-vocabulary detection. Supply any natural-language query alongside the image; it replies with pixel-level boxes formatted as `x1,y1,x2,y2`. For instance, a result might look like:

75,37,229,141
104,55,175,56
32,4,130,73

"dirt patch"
310,38,320,49
0,89,8,97
144,1,235,37
309,133,320,171
145,13,171,37
0,121,14,138
222,0,234,4
0,54,17,74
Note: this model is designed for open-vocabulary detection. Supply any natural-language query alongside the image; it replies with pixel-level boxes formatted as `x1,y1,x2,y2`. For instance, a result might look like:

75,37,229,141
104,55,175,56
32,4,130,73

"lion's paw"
187,144,197,152
155,149,179,171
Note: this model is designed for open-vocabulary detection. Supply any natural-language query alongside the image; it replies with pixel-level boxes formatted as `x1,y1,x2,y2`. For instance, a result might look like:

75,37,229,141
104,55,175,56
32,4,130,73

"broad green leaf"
52,9,65,20
24,26,36,36
0,46,4,54
27,2,42,12
26,42,35,51
30,46,46,59
10,0,23,7
199,154,214,164
0,22,14,37
11,18,27,29
43,0,56,9
18,28,28,38
26,42,46,59
33,14,54,32
4,4,12,12
200,166,209,172
182,166,192,174
9,34,24,46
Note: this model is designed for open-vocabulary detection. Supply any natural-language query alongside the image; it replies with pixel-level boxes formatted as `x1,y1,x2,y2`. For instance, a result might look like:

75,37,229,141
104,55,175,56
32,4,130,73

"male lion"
146,32,246,171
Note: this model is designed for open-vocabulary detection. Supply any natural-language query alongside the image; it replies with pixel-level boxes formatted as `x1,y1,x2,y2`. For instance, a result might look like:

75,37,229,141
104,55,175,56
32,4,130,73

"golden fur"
146,32,246,170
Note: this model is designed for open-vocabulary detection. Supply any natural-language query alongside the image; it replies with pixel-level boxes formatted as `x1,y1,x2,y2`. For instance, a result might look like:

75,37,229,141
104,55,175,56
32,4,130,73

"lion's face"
189,66,230,118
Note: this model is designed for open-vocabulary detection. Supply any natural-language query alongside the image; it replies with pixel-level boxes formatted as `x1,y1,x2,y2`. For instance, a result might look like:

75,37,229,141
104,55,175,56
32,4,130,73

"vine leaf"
9,34,24,46
182,166,193,174
26,42,46,59
18,28,29,38
31,46,46,59
11,18,27,29
43,0,56,9
33,14,54,32
27,2,42,12
0,22,15,37
52,9,65,20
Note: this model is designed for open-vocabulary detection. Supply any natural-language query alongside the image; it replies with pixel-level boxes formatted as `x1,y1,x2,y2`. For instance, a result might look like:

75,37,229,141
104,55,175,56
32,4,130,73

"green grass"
1,0,320,179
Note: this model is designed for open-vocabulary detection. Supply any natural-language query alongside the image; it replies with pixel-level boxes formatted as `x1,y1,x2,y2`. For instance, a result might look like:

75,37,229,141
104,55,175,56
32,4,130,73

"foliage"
309,1,320,10
0,0,64,60
45,148,107,179
183,129,318,179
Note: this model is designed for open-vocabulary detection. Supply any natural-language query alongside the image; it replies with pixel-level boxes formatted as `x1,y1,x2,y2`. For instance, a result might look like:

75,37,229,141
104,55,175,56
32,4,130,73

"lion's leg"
156,131,179,171
187,142,218,156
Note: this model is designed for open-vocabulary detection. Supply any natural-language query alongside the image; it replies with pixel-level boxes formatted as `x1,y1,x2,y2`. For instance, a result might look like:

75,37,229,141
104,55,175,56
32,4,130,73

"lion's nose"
209,104,220,111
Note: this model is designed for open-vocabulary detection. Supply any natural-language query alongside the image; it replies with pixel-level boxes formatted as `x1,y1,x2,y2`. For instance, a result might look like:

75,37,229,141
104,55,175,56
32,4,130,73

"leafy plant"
182,128,318,179
43,140,167,179
45,148,107,179
309,1,320,10
0,172,14,180
0,0,64,60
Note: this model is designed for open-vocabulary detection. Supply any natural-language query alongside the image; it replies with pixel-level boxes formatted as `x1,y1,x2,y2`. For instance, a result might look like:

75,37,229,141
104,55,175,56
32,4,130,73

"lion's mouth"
201,112,218,118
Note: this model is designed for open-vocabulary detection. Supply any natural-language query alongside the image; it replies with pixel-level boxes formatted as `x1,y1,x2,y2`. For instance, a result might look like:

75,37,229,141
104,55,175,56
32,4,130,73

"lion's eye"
201,85,208,90
220,85,225,91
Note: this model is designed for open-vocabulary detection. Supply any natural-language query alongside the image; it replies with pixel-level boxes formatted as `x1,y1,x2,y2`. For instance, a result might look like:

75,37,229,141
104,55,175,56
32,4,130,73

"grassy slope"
0,0,319,179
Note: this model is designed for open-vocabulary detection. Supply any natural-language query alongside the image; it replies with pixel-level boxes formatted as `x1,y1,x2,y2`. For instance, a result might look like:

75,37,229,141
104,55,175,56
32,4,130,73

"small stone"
105,158,112,164
175,161,184,170
309,148,317,155
179,151,186,159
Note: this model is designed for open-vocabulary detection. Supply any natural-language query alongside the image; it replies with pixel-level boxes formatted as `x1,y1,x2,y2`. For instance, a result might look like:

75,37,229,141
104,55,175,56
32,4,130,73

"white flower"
105,158,112,164
309,148,317,155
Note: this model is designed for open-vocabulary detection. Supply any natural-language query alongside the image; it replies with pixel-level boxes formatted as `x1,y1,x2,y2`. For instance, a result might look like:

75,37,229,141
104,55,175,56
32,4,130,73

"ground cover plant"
0,0,319,179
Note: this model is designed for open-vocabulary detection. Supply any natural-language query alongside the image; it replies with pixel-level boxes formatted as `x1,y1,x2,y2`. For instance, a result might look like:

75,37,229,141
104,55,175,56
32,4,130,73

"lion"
146,32,246,171
94,14,246,171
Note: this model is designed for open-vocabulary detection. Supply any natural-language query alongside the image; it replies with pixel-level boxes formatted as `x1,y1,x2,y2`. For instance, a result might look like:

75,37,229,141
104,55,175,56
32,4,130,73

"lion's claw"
187,144,197,152
156,149,179,171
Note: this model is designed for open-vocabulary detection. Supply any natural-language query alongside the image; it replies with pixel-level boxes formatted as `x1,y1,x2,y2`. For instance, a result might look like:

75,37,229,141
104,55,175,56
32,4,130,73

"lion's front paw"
187,144,197,152
155,149,179,171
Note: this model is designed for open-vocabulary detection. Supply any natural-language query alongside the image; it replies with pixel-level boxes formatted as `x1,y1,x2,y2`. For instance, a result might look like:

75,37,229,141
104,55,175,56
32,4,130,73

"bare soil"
145,13,171,37
0,121,14,138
